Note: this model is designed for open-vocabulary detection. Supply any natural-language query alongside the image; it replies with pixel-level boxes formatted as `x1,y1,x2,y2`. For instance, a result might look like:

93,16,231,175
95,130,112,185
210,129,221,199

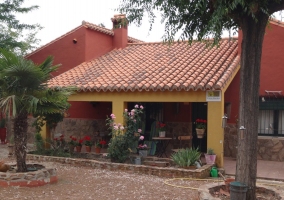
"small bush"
207,148,215,155
171,148,201,167
106,104,144,163
107,134,130,163
33,133,70,157
34,132,44,153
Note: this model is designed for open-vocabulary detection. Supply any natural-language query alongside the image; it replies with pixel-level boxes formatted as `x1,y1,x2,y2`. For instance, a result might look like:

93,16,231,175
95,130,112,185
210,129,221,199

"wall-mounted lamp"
73,38,77,44
222,114,228,128
262,97,265,102
239,126,246,139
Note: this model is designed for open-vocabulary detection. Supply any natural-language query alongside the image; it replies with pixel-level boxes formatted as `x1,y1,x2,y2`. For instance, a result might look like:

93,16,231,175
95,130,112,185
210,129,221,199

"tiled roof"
26,21,143,57
48,39,240,92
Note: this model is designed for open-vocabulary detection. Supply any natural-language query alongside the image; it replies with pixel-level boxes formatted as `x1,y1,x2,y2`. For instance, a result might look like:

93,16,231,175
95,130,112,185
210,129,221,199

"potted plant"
171,147,201,169
95,140,106,153
75,138,83,153
195,119,207,138
205,148,216,164
68,136,77,154
136,135,148,157
0,118,6,144
83,136,92,152
7,134,14,156
157,121,166,137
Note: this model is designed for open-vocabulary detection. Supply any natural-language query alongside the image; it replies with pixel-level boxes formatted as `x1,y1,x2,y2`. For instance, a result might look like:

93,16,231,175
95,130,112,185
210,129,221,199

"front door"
191,102,207,153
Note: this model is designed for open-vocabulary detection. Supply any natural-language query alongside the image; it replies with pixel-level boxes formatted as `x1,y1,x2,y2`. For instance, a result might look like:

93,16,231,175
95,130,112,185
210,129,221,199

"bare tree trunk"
236,14,269,200
14,112,28,172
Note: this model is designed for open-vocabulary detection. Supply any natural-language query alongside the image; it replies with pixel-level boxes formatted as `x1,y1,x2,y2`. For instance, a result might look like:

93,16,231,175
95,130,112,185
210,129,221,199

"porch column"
40,121,51,148
207,101,224,167
112,100,127,125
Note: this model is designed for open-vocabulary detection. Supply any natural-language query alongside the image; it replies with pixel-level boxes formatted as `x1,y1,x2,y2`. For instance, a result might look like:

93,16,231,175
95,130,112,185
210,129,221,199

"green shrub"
171,148,201,167
106,104,144,163
34,132,44,153
107,134,130,163
33,133,70,157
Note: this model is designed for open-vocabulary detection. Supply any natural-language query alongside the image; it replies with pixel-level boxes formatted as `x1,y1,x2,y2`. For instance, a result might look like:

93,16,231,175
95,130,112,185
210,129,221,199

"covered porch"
63,90,226,167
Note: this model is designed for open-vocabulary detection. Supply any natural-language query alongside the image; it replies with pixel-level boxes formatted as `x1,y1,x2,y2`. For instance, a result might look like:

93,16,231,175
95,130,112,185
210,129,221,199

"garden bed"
26,153,214,179
199,182,284,200
0,163,57,187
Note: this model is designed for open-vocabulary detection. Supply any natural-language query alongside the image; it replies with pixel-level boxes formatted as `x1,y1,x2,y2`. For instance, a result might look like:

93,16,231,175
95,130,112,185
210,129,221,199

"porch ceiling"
49,39,240,92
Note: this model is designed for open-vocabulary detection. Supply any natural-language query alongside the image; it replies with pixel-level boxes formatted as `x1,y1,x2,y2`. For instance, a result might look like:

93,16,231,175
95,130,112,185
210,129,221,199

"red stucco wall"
224,71,240,124
85,29,114,61
259,23,284,95
67,102,112,119
238,22,284,96
27,27,87,77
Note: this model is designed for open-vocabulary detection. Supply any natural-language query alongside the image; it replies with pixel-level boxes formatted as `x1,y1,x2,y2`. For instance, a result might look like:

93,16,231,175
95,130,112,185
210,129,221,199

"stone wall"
9,119,190,152
257,138,284,161
223,123,238,158
49,118,108,139
6,118,108,145
0,164,57,187
165,122,192,149
224,123,284,161
27,154,213,179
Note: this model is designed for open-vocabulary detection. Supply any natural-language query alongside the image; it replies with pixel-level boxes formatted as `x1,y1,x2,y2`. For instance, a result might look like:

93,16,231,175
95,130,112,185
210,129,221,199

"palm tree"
0,49,75,172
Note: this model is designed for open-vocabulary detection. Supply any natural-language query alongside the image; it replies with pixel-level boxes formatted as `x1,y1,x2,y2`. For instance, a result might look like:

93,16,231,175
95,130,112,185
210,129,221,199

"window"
258,96,284,136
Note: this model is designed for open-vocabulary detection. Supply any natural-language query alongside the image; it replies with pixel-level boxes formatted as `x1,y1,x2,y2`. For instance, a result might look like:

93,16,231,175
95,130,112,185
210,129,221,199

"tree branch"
268,0,284,14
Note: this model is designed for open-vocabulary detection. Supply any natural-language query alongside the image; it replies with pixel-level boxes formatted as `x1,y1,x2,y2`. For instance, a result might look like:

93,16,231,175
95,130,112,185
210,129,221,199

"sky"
18,0,284,47
18,0,166,46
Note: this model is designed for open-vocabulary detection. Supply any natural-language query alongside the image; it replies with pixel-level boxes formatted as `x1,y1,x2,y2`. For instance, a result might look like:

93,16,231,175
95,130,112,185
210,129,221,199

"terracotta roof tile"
49,39,240,92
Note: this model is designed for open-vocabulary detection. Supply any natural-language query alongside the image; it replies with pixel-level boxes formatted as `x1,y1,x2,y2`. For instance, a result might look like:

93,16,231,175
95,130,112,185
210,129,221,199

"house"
26,14,284,167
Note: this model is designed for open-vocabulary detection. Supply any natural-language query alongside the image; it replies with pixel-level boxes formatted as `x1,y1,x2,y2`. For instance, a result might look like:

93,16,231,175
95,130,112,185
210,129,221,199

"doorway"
191,102,207,153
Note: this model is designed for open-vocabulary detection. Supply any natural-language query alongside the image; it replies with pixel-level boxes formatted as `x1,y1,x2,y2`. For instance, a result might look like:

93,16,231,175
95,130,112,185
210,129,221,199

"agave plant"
171,147,201,167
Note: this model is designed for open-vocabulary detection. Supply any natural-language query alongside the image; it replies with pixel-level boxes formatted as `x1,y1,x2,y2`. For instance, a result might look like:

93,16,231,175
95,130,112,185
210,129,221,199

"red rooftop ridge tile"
48,39,240,92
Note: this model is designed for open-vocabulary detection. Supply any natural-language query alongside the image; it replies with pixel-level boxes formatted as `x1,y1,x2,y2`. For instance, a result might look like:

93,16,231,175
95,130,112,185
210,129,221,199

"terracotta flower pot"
196,128,205,138
85,146,91,153
76,146,82,153
95,147,101,153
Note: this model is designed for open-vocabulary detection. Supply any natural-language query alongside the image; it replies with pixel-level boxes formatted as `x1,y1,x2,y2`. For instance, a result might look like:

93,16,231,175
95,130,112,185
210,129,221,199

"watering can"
210,167,218,177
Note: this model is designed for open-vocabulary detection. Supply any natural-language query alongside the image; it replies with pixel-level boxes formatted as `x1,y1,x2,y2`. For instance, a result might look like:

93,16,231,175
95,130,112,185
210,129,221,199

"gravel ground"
0,144,212,200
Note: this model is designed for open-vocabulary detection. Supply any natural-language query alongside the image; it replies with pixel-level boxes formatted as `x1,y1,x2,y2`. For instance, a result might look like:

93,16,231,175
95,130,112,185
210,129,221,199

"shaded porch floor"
224,156,284,181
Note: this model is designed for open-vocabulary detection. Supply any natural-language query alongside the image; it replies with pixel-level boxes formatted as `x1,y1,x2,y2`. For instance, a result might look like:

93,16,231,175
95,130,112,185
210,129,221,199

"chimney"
111,14,128,49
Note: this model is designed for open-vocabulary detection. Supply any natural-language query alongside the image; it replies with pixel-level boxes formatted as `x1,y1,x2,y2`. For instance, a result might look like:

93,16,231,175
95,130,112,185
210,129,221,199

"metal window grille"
258,94,284,136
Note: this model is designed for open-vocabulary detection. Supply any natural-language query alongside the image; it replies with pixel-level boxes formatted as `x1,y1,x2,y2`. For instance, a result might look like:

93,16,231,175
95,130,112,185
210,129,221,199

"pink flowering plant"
137,136,147,150
106,104,144,163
